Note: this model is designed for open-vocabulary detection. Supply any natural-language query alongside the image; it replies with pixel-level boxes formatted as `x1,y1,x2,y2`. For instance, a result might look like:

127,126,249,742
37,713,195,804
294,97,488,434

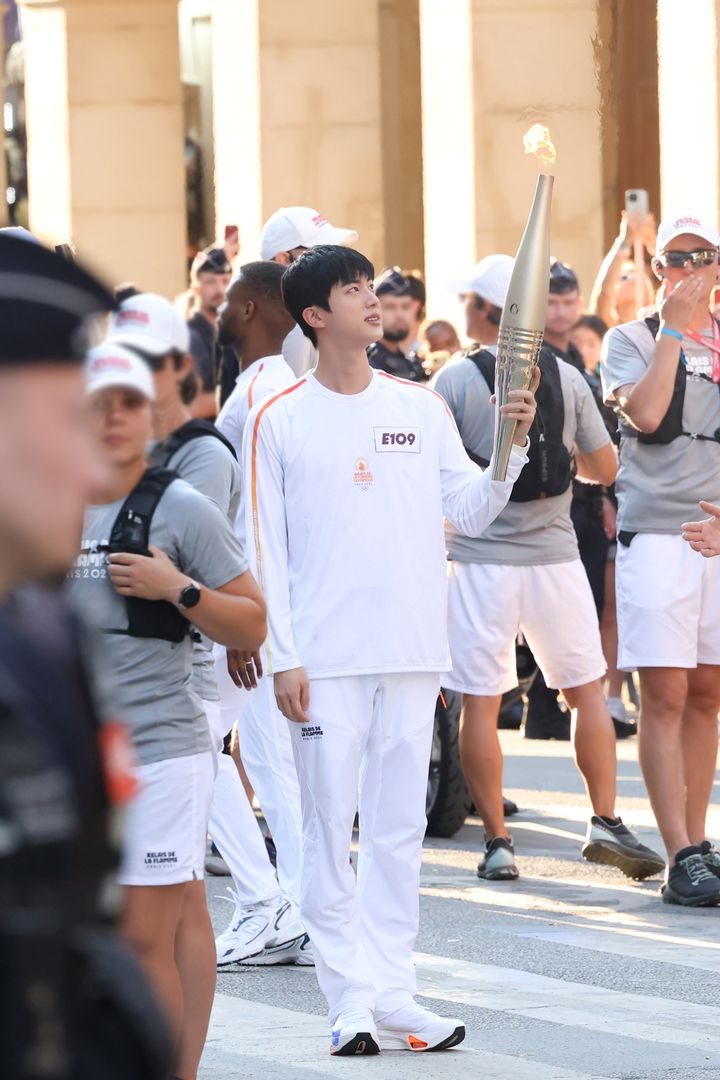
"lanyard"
684,318,720,383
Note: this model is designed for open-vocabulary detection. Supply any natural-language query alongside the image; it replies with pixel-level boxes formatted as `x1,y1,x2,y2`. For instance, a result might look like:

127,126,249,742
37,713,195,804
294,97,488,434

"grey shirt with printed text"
67,478,248,765
434,351,610,565
601,321,720,533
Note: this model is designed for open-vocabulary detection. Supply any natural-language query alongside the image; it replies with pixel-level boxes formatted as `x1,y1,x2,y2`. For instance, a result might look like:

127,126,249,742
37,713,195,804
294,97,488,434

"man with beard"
367,267,427,382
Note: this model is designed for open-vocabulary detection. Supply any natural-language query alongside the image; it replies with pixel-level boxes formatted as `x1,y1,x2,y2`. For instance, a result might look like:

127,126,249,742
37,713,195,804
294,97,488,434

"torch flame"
523,124,557,174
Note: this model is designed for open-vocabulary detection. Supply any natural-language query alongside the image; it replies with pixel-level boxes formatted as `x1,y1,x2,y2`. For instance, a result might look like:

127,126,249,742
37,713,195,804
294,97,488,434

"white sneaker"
376,1002,465,1052
238,900,308,966
215,893,302,966
330,1008,379,1056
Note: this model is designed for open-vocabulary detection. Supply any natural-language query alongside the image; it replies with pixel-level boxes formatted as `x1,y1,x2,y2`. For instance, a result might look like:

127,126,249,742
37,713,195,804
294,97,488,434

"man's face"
272,247,308,267
216,280,244,349
379,292,413,343
149,353,191,413
310,276,381,348
545,289,581,338
196,271,232,316
654,233,720,299
464,294,490,341
0,365,106,581
87,386,152,470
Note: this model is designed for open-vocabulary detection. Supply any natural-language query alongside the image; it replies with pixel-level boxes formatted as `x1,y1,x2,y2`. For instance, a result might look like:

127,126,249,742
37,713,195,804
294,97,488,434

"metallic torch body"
491,172,554,481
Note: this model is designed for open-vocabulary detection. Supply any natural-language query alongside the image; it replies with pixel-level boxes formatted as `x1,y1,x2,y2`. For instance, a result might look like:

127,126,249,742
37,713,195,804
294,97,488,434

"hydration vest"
463,345,574,502
624,316,720,446
152,418,238,465
105,467,189,643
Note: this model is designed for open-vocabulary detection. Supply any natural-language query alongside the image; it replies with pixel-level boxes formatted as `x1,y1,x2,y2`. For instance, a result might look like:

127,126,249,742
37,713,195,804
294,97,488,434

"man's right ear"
302,305,325,332
651,257,664,283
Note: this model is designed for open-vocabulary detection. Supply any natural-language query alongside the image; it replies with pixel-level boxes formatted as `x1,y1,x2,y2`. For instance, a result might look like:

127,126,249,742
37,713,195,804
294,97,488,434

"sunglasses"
656,249,719,269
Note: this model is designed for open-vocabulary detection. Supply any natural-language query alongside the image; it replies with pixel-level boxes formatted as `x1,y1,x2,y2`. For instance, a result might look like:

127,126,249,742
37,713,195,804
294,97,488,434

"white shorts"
446,560,607,695
616,532,720,670
118,750,215,886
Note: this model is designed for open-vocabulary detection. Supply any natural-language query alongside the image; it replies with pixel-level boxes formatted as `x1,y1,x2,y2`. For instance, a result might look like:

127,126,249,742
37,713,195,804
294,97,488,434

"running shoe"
701,840,720,880
293,932,315,967
662,846,720,906
238,901,310,966
216,893,302,966
330,1009,379,1056
606,696,638,739
477,836,519,881
582,816,665,880
376,1002,465,1052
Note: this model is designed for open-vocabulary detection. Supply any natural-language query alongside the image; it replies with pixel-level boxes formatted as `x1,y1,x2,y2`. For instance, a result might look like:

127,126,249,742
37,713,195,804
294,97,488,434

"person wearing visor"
367,267,427,382
70,343,266,1080
601,213,720,907
187,246,233,418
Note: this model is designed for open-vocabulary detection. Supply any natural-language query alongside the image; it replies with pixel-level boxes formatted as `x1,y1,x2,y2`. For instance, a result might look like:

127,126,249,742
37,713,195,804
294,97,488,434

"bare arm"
588,218,631,325
108,548,267,649
574,442,617,486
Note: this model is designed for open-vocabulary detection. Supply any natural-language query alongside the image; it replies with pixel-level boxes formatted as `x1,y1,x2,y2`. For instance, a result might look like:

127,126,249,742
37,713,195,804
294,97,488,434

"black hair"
549,260,580,295
402,269,427,316
281,245,375,346
235,261,291,333
572,314,608,340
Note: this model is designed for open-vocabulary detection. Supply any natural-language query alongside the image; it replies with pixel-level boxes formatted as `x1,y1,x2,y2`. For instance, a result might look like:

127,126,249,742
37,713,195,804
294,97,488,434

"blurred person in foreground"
367,266,427,381
186,247,233,418
601,212,720,907
590,211,657,328
0,230,171,1079
417,317,462,378
69,344,266,1078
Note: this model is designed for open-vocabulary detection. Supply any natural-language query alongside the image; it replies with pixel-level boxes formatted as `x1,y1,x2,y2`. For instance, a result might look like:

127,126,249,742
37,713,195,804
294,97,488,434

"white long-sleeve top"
243,368,528,679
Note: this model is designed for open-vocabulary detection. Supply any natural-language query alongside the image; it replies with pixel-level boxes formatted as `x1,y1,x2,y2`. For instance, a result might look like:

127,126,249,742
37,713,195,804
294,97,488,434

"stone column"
420,0,606,320
19,0,187,296
657,0,720,219
212,0,387,267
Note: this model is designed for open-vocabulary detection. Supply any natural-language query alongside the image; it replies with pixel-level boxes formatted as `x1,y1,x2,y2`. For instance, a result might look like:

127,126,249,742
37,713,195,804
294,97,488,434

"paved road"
201,731,720,1079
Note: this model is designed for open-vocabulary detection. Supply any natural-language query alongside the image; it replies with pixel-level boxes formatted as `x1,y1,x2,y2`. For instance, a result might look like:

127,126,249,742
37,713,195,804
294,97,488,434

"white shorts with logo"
445,559,607,695
118,750,215,886
616,532,720,670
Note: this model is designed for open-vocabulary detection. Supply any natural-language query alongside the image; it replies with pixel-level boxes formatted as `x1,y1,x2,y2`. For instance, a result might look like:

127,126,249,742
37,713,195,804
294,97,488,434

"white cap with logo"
107,293,190,356
447,254,515,308
657,214,720,251
85,342,156,400
260,206,358,261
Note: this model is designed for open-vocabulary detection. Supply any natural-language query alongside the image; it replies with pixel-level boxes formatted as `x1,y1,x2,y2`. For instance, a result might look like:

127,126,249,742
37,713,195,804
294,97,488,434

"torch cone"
491,125,556,481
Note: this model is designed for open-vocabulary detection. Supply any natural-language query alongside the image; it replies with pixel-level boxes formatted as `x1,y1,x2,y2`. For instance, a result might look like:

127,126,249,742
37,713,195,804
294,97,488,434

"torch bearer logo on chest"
492,124,557,481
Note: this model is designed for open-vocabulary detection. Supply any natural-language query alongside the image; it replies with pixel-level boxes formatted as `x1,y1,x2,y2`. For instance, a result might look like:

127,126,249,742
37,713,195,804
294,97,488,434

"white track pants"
289,672,439,1023
206,667,279,908
240,678,304,908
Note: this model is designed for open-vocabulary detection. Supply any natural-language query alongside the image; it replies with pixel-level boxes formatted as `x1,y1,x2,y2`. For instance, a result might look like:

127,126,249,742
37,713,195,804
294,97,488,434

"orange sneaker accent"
407,1035,429,1050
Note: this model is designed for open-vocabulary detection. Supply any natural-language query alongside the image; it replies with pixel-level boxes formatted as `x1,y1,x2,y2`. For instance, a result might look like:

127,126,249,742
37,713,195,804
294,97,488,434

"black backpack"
104,467,189,643
623,316,720,446
464,346,574,502
152,419,237,465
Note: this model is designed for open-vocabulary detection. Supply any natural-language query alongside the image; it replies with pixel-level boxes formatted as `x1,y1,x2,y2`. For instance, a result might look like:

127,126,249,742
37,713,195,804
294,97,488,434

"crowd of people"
2,197,720,1078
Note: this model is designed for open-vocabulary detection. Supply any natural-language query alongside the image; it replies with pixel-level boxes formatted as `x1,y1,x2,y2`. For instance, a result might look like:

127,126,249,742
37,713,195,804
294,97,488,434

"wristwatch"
177,579,202,609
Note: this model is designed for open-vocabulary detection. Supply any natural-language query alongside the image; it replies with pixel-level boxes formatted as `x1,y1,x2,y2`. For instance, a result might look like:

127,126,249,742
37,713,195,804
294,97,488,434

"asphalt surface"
201,730,720,1079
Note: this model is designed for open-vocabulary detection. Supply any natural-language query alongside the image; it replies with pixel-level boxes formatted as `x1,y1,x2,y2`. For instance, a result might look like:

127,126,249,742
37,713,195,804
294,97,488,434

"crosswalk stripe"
204,993,614,1079
414,951,720,1051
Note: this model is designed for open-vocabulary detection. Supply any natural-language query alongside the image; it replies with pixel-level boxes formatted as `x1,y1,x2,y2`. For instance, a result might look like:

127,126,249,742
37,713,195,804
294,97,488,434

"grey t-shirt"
601,321,720,533
148,433,242,702
434,352,610,565
67,477,248,765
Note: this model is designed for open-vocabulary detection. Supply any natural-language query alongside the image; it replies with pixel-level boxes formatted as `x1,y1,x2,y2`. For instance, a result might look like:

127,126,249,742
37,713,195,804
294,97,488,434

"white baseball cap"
260,206,358,261
85,343,155,400
107,292,190,356
657,213,720,251
447,254,515,308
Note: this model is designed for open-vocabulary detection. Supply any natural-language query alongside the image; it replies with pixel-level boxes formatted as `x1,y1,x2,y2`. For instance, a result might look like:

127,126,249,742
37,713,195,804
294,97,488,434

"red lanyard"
684,317,720,383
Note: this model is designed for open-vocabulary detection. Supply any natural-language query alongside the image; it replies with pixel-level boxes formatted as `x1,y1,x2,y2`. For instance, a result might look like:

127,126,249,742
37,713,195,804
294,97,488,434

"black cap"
191,246,232,278
0,230,116,363
549,259,580,294
374,266,411,298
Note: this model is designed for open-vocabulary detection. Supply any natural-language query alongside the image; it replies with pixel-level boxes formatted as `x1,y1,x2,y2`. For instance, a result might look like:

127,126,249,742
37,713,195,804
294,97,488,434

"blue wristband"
660,326,683,342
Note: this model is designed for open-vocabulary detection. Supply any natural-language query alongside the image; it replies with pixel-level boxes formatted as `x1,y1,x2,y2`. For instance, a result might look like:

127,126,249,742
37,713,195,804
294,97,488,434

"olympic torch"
491,124,557,481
